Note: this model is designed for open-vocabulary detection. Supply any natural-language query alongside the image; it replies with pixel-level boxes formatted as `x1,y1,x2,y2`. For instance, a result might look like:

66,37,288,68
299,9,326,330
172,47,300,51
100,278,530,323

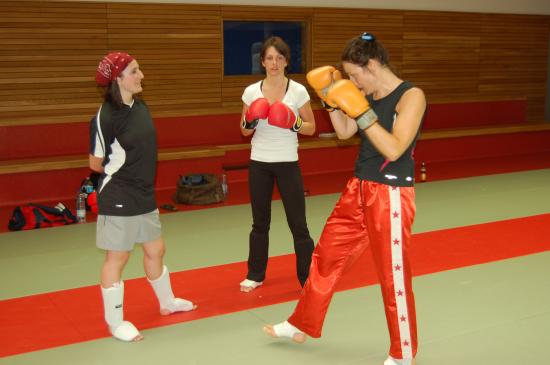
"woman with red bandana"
90,52,196,342
239,36,316,292
264,33,426,365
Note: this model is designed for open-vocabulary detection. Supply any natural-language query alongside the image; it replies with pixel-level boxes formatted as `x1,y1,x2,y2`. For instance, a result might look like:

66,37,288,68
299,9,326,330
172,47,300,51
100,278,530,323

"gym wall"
1,0,548,126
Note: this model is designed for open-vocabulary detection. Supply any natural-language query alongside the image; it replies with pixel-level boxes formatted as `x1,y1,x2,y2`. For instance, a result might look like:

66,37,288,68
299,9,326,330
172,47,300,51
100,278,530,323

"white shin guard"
101,281,140,342
148,265,195,315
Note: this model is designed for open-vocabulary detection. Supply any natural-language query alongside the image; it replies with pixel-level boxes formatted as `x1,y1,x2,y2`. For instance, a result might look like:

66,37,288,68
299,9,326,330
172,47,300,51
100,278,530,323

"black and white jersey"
89,99,157,216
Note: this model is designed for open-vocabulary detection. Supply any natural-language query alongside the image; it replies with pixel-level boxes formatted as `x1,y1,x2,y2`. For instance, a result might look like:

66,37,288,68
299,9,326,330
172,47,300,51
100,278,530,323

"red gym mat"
1,213,550,358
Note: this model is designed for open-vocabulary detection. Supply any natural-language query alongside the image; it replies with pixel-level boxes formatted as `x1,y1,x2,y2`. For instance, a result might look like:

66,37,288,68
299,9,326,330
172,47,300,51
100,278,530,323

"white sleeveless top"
241,79,310,162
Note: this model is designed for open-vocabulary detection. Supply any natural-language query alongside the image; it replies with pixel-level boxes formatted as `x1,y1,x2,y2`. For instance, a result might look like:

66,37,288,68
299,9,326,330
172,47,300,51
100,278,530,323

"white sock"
273,321,303,339
148,265,194,313
101,281,140,341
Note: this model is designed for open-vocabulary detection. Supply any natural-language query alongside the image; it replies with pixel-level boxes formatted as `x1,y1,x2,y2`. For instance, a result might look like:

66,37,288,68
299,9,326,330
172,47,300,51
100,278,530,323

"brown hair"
341,32,389,67
261,36,291,66
103,81,124,108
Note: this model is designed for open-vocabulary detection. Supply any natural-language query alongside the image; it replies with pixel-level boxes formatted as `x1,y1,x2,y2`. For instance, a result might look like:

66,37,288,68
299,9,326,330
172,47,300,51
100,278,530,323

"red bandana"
95,52,134,86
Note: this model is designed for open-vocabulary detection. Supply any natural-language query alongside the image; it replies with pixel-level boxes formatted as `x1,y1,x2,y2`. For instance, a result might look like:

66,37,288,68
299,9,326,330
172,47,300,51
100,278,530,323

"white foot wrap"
273,321,303,340
240,279,263,290
148,265,195,315
101,281,141,342
163,297,195,313
384,356,412,365
111,321,141,342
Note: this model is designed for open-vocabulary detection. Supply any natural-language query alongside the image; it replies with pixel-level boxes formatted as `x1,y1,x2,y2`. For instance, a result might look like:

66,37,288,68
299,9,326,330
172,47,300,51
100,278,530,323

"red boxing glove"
87,191,98,214
267,101,303,132
243,98,270,129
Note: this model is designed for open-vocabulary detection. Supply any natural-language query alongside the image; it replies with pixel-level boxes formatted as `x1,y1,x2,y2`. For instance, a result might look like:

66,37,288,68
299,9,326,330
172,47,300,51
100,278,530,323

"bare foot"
240,285,256,292
159,298,197,315
263,324,306,343
160,304,198,316
132,333,144,342
239,279,262,292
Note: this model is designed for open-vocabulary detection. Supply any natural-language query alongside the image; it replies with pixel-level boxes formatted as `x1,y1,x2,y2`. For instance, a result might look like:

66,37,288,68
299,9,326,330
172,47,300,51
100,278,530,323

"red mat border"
1,213,549,358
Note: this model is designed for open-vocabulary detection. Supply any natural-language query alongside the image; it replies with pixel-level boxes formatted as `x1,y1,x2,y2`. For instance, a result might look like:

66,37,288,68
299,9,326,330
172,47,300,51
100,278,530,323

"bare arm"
89,154,104,173
328,109,358,140
297,101,316,136
363,87,426,161
239,103,254,137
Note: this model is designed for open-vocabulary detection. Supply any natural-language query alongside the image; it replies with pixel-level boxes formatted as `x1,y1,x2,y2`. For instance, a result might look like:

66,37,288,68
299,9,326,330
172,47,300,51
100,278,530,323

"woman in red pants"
264,32,426,365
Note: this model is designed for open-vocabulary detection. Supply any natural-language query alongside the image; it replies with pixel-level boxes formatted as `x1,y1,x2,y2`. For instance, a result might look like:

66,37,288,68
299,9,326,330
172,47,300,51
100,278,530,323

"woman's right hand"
242,98,270,130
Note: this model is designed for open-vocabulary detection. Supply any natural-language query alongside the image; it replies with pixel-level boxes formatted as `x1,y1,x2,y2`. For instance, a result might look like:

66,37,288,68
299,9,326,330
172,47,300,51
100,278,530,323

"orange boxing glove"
306,66,342,111
326,79,378,130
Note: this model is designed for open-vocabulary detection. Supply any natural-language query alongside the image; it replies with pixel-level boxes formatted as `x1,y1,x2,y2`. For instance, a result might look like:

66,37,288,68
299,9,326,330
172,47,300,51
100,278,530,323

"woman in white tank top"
239,36,317,293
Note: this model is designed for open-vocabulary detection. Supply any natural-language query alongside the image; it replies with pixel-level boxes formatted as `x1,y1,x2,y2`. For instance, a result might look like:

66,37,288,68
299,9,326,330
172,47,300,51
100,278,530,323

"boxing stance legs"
288,178,418,361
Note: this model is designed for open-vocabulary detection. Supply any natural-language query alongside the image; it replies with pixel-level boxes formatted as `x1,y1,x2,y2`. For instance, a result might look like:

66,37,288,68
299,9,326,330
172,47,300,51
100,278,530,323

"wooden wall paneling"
0,2,548,126
311,8,404,68
0,1,108,126
402,11,482,104
479,14,549,121
106,3,223,117
526,96,547,121
310,8,403,108
221,5,312,21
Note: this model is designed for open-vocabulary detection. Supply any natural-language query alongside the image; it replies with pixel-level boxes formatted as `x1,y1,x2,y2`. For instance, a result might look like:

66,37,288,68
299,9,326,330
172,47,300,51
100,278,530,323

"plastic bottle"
76,192,87,223
420,162,427,182
221,173,228,197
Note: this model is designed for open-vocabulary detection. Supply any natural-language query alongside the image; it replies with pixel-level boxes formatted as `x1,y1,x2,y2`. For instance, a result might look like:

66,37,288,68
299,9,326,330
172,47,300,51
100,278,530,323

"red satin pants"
288,177,417,360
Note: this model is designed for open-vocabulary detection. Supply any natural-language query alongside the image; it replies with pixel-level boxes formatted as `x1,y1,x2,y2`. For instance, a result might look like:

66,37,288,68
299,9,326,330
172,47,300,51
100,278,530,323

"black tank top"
354,81,423,187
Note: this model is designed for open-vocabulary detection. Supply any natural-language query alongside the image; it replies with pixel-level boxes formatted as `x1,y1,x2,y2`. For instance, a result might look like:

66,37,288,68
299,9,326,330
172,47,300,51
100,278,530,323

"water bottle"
221,173,228,197
420,162,427,182
76,192,87,223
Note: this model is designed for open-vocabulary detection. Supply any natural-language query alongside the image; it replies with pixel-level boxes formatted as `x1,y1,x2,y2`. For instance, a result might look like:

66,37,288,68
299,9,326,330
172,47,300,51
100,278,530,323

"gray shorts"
96,209,162,251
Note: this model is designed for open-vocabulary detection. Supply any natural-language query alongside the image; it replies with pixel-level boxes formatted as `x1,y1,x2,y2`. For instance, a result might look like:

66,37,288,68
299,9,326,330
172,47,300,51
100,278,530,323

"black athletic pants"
246,160,314,287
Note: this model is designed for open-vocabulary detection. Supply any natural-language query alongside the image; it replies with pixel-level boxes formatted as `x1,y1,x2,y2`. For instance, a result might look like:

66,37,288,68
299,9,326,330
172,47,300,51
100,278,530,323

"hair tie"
361,32,375,41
